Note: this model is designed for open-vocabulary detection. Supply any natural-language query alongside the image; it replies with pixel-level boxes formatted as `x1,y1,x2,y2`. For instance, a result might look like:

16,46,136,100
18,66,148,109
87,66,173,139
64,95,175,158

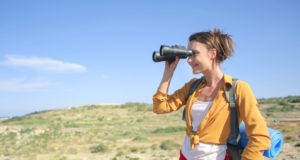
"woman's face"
187,40,214,74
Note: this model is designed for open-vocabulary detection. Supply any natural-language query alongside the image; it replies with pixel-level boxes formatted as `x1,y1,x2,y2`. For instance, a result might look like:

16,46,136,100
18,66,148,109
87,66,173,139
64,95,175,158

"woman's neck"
203,68,224,87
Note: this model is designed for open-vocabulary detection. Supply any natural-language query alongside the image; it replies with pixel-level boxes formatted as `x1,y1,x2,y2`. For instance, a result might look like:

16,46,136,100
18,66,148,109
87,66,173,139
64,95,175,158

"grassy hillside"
0,97,299,160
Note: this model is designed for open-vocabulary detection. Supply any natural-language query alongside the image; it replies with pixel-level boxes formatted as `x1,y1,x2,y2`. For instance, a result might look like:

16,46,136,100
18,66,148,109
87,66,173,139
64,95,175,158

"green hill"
0,97,299,160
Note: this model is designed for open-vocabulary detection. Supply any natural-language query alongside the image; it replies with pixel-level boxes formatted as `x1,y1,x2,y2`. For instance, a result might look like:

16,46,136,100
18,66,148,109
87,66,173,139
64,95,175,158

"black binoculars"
152,45,193,62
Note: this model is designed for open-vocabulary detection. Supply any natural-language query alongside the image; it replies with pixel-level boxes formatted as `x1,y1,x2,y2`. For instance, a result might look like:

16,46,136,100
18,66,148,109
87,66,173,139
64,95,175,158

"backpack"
182,77,243,160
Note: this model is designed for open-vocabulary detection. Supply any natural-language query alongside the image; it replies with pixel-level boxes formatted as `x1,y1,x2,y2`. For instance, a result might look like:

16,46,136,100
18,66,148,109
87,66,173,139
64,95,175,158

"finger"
175,56,180,64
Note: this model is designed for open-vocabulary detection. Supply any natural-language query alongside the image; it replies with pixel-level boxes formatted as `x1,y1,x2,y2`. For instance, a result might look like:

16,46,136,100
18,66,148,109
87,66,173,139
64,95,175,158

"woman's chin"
192,70,202,74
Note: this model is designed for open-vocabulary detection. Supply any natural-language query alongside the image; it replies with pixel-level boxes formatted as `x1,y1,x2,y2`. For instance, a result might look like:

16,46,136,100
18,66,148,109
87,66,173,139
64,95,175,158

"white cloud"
4,55,87,72
0,79,50,92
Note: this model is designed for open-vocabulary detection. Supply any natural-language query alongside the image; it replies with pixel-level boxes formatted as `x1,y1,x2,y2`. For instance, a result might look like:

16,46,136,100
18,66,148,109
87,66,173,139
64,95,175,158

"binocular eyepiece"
152,45,193,62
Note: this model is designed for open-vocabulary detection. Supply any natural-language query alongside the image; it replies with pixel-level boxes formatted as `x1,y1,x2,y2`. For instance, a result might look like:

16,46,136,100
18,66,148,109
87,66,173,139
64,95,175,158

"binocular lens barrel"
152,51,176,62
152,45,193,62
160,45,193,58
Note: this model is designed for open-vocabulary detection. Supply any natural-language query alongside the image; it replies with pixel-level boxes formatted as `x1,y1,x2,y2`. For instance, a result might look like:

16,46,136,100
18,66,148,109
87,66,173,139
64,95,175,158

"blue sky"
0,0,299,117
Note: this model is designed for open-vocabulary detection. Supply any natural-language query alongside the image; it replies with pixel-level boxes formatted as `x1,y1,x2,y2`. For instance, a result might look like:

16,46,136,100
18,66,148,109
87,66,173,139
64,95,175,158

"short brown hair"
189,28,234,62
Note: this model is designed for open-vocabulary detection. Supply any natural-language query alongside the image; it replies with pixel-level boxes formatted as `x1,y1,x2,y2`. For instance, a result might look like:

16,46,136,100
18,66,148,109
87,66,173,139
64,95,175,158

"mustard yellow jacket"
153,74,270,160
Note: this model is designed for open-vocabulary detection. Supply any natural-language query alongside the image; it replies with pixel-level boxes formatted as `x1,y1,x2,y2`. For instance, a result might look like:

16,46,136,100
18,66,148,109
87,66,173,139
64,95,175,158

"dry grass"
0,99,299,160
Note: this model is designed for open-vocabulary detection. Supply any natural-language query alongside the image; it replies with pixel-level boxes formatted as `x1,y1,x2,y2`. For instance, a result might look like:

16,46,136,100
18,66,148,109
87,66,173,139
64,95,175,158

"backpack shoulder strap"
226,78,240,144
186,77,204,101
182,77,204,121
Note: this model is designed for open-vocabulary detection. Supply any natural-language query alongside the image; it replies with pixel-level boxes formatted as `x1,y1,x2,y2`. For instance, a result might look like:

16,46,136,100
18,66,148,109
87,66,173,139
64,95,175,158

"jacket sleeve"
152,79,196,114
236,81,271,160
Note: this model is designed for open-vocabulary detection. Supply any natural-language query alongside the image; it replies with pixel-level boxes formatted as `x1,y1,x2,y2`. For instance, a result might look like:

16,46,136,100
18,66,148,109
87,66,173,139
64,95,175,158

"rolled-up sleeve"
152,79,195,114
236,81,271,160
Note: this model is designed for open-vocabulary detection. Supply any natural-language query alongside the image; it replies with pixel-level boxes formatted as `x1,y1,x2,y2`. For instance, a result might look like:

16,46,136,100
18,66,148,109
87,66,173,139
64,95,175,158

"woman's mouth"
192,64,199,67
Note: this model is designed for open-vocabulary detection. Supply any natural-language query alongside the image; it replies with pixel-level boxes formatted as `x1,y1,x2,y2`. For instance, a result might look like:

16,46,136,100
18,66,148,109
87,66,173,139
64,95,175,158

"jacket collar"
223,74,234,91
199,74,233,89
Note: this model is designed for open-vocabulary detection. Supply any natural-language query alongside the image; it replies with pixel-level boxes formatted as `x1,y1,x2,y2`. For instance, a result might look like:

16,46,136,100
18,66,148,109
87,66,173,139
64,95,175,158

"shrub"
151,144,158,150
160,140,180,150
130,147,139,153
121,103,152,112
266,105,295,112
284,136,293,142
286,96,300,103
278,101,289,106
89,143,109,153
64,121,80,128
280,104,295,112
132,135,147,142
153,126,185,134
116,151,124,156
67,148,77,154
97,116,105,121
20,128,33,134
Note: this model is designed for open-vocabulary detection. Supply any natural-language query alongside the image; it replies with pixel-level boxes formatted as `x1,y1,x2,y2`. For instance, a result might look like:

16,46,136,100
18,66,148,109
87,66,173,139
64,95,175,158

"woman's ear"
209,48,217,60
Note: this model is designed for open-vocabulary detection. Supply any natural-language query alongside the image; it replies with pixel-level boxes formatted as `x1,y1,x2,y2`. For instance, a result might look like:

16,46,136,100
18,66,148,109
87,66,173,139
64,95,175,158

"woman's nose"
187,56,192,63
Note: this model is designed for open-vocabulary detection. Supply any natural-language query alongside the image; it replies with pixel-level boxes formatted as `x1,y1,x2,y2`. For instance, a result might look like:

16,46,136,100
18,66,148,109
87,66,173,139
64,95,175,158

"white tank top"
181,100,227,160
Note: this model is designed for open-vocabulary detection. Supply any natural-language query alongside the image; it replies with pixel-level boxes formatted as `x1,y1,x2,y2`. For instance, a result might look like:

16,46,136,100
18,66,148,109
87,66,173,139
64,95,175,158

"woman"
152,28,270,160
